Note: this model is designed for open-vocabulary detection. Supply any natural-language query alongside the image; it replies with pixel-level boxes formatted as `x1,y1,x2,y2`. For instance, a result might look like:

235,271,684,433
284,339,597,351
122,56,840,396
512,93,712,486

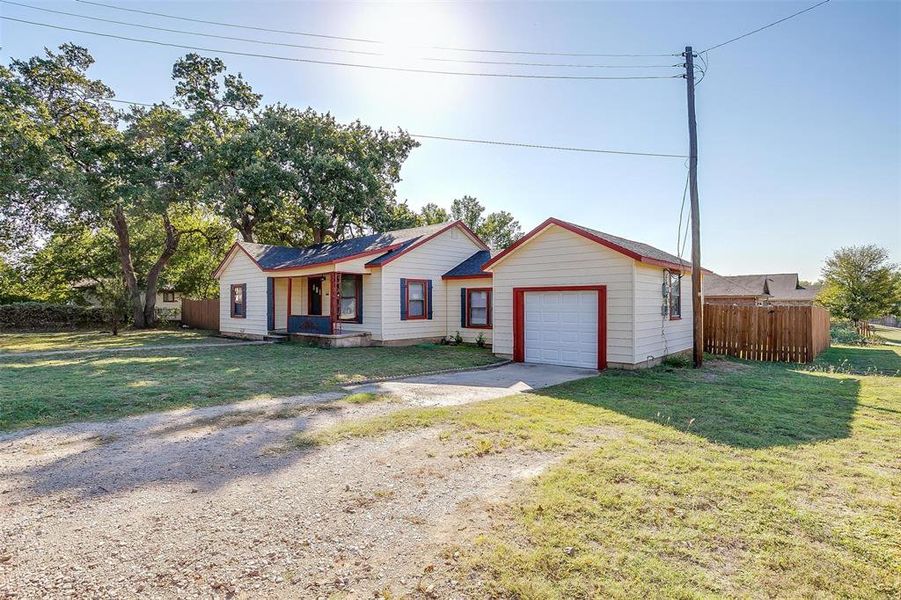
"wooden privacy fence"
704,304,830,363
181,298,220,331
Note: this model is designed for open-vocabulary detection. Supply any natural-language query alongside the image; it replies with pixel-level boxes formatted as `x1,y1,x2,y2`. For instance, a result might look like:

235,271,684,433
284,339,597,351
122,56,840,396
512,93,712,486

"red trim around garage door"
512,285,607,370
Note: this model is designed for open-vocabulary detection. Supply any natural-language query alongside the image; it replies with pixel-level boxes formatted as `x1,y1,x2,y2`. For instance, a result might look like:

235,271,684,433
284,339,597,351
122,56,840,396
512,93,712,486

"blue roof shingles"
444,250,493,278
239,222,451,271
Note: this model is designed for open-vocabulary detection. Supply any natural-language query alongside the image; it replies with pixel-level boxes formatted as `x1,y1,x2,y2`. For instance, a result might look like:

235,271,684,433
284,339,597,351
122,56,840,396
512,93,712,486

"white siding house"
213,221,489,343
213,216,700,369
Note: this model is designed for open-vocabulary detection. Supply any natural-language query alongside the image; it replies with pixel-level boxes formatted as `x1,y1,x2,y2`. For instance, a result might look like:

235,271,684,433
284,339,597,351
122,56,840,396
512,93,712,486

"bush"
662,353,691,369
0,302,109,331
830,321,869,345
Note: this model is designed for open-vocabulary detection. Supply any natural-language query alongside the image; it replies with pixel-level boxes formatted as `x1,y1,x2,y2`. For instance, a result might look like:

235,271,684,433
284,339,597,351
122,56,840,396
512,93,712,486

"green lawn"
872,323,901,344
0,328,222,354
0,343,502,431
301,348,900,598
814,342,901,375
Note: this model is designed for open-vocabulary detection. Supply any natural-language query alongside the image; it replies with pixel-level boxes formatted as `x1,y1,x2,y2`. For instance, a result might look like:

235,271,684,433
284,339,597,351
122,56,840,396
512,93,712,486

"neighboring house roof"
443,250,493,279
483,217,706,273
214,221,488,277
705,273,821,302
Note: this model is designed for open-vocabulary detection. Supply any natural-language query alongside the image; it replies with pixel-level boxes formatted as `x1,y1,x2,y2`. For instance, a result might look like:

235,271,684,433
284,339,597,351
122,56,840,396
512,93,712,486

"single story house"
213,217,703,369
704,273,820,306
213,221,493,346
72,279,183,320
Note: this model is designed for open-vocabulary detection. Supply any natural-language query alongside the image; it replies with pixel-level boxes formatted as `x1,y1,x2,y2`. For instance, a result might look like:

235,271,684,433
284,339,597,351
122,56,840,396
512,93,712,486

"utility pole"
684,46,703,368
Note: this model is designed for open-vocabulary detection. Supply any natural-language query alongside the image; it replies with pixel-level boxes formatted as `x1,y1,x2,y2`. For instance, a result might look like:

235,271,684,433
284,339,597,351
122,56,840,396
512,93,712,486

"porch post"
330,273,340,334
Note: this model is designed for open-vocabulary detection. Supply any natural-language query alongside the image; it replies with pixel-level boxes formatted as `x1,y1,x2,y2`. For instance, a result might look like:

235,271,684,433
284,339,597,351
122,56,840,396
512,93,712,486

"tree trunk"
235,214,255,242
143,212,182,327
111,205,146,328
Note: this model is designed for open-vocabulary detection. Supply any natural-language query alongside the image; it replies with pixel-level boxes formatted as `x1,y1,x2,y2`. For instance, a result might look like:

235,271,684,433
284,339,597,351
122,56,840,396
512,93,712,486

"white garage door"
524,290,598,369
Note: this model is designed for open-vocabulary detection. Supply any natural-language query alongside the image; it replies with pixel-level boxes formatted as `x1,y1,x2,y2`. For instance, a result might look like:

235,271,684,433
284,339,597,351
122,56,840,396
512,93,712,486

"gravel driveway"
0,364,594,599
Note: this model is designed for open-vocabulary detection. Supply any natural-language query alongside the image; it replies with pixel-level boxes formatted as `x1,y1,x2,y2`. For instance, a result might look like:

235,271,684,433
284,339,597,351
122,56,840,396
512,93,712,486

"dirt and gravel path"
0,364,594,599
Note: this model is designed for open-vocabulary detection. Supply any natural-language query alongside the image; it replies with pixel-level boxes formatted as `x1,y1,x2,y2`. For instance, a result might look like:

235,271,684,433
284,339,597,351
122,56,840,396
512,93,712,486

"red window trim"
667,270,682,321
512,285,607,371
404,279,429,320
337,274,362,322
230,283,247,319
465,287,492,329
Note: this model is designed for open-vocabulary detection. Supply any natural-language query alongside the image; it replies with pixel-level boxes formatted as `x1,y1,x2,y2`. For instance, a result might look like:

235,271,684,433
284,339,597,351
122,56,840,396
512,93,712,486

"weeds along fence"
704,304,830,363
180,298,220,331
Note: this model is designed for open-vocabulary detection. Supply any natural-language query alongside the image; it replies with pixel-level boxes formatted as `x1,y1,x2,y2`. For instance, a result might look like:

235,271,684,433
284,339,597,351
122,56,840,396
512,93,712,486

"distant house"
72,279,183,319
704,273,821,306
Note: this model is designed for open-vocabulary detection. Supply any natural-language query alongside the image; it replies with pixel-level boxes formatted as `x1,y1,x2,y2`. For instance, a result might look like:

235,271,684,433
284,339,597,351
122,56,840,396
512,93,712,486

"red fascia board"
212,242,262,279
483,217,710,273
366,221,489,268
441,273,492,280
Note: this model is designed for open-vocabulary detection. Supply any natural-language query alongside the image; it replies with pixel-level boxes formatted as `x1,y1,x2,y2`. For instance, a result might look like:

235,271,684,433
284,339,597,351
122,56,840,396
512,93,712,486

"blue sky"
1,0,898,280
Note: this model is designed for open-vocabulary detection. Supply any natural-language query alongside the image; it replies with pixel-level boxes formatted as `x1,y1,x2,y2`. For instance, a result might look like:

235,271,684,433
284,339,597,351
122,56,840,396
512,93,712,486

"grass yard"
814,342,901,375
0,328,222,354
301,348,900,598
0,342,502,431
872,323,901,344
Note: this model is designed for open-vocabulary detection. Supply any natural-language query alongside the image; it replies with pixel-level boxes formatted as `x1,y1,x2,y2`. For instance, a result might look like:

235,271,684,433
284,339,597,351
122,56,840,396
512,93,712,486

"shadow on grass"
539,360,861,449
814,345,901,375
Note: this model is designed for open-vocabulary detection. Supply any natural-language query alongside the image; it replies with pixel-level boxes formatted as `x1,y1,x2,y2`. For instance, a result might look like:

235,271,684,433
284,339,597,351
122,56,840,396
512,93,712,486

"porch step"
265,333,290,342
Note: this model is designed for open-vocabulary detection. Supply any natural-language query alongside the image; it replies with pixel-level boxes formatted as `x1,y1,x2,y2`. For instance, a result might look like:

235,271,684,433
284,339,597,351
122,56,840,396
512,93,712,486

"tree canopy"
819,244,901,333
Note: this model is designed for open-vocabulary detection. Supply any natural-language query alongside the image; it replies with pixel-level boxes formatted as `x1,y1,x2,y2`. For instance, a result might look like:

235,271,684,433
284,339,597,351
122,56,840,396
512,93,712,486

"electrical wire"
702,0,832,53
73,0,678,58
98,99,689,158
0,16,685,81
1,1,680,70
409,134,687,158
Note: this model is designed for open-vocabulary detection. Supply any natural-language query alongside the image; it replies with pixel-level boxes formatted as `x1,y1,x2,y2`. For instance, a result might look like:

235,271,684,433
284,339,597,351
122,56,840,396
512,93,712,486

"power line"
73,0,677,58
1,1,679,70
99,99,688,158
1,17,684,81
703,0,832,53
409,134,687,158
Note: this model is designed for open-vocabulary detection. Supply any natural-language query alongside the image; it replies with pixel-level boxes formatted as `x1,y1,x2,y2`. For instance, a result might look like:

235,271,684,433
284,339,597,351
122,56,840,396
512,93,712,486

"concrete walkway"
349,362,599,406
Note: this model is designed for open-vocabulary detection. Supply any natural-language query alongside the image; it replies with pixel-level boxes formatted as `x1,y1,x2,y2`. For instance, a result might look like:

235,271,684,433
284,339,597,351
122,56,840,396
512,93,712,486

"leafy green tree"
1,47,243,326
419,202,449,225
254,105,419,244
450,195,522,249
819,244,901,335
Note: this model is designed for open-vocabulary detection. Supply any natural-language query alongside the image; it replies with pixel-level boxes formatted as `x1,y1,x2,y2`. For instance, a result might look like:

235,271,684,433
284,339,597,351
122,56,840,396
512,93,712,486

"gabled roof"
483,217,706,273
705,273,821,301
213,221,487,278
443,250,493,279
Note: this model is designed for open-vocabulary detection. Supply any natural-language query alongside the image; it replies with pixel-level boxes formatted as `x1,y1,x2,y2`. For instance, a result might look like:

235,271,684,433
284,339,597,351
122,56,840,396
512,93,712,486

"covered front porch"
267,272,364,336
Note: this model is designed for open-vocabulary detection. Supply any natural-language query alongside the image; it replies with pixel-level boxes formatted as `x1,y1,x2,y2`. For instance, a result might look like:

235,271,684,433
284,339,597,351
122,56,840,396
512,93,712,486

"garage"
484,218,698,369
523,290,599,368
512,285,607,370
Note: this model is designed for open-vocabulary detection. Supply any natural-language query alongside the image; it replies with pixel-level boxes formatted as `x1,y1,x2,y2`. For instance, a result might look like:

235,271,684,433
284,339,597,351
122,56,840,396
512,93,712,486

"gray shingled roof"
563,220,690,268
705,273,821,301
238,222,452,271
444,250,493,277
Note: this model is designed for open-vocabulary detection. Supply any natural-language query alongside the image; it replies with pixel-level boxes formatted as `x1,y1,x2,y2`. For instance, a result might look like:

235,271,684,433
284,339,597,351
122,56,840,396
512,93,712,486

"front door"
308,278,323,315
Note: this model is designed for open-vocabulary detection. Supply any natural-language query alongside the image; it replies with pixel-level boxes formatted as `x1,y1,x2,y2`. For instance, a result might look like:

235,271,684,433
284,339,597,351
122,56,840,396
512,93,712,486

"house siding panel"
632,263,693,363
219,250,268,337
381,226,484,341
489,225,634,364
444,278,494,344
